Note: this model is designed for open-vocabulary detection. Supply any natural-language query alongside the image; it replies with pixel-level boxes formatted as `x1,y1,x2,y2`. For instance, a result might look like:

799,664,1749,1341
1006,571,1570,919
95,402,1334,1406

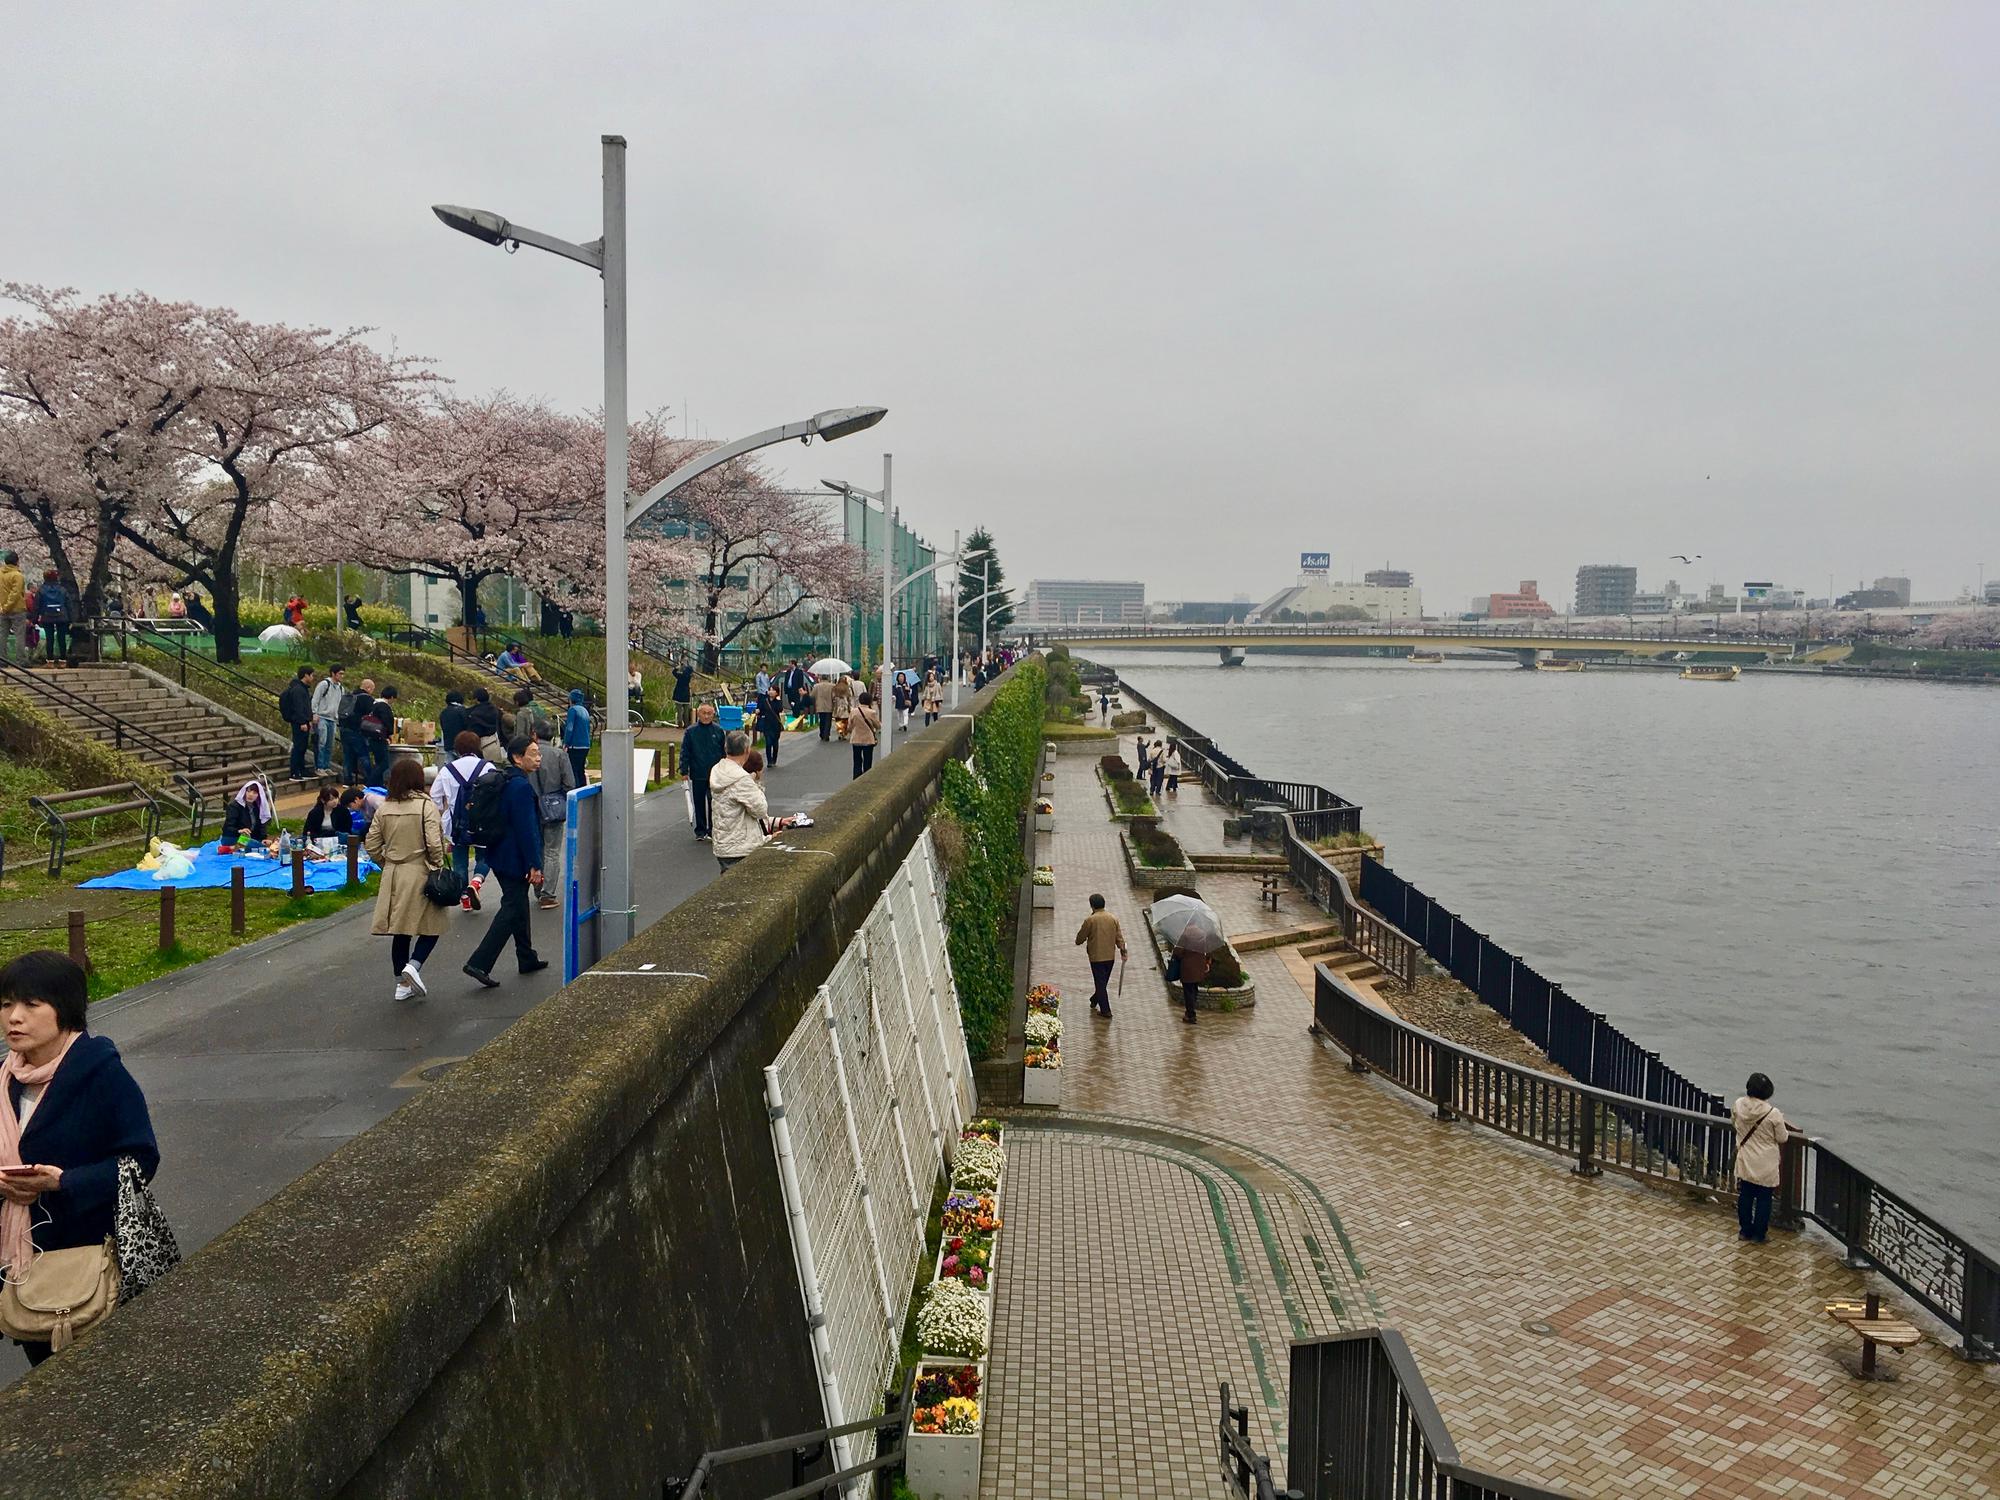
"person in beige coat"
848,690,880,779
1731,1072,1790,1243
364,757,450,1002
812,671,837,742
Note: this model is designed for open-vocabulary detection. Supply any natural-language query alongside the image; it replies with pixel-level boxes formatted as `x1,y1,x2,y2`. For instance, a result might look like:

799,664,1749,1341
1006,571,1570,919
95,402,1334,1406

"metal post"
599,133,635,952
949,527,961,709
158,886,176,952
878,455,894,758
980,556,990,663
67,910,87,970
347,832,362,886
290,848,307,900
231,865,246,934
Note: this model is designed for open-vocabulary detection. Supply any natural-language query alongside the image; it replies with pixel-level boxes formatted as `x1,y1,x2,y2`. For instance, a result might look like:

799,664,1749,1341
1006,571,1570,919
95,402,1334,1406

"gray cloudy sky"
10,3,1998,610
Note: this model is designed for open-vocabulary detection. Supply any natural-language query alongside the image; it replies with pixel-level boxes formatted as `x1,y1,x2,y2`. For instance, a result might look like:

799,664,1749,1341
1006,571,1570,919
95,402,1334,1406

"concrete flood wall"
0,676,1016,1499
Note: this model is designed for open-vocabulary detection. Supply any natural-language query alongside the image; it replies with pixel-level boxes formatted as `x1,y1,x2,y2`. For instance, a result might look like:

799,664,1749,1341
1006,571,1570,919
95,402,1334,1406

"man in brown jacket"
1074,893,1128,1017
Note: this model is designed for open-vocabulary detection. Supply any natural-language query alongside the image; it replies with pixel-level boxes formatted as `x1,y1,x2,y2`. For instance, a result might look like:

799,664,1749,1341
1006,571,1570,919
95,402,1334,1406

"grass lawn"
1042,720,1117,740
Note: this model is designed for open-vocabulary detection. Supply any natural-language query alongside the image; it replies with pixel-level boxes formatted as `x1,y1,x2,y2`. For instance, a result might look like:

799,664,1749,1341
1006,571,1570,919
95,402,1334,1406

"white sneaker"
394,982,415,1002
401,963,427,997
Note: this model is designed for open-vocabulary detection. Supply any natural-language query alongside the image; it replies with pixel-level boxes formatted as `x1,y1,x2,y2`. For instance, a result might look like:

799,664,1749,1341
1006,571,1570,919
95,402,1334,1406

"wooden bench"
1824,1294,1922,1380
28,782,162,877
1258,873,1284,912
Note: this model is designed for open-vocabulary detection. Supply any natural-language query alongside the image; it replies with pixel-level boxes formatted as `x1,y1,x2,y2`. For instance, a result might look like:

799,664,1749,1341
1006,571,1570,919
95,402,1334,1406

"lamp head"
432,205,511,246
820,479,854,496
810,406,888,443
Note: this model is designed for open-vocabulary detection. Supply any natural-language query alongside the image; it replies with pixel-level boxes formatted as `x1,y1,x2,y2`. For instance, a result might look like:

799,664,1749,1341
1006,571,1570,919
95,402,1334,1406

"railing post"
67,909,88,971
1574,1096,1602,1177
1431,1041,1457,1122
158,886,176,952
347,833,362,887
230,865,246,934
1775,1128,1807,1232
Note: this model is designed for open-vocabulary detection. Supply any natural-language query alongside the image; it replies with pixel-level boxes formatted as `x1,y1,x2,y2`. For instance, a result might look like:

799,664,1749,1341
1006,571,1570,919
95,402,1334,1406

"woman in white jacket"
1731,1072,1789,1243
707,731,796,872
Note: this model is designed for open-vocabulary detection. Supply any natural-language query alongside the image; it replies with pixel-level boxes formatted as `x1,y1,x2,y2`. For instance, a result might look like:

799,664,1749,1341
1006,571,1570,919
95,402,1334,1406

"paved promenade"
2,731,857,1383
980,745,2000,1499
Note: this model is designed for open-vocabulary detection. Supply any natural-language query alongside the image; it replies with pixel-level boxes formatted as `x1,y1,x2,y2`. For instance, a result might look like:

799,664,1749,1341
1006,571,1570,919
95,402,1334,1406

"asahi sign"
1301,552,1330,575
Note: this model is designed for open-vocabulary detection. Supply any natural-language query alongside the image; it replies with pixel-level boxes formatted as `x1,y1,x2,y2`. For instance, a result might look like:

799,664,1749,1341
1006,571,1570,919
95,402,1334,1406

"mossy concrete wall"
0,675,1017,1499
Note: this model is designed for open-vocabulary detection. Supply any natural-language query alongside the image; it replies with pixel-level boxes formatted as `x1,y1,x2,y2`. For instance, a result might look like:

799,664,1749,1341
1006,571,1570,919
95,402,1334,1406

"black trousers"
466,872,537,973
1181,980,1200,1019
852,743,875,778
1736,1182,1774,1241
763,728,781,764
1089,959,1115,1008
391,933,440,974
818,711,832,741
568,746,588,785
289,724,311,778
691,775,713,836
42,620,70,661
341,730,365,782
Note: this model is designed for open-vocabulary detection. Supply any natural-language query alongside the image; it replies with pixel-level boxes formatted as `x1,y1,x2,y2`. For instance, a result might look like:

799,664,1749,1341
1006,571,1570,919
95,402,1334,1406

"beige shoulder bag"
0,1237,121,1350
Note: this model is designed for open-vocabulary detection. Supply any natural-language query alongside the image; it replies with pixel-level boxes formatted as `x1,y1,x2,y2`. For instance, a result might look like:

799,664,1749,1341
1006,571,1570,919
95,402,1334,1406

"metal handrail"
108,618,284,709
27,781,161,877
1314,966,2000,1360
1028,621,1792,648
666,1375,910,1500
1284,1331,1574,1499
0,659,227,774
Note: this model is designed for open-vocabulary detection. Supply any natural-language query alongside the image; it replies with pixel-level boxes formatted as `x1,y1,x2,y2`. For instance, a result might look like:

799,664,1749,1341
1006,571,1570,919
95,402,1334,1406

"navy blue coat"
484,768,543,878
7,1034,159,1253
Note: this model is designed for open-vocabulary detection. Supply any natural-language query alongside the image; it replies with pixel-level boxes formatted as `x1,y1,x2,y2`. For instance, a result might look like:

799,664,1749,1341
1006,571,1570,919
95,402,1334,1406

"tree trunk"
211,569,243,664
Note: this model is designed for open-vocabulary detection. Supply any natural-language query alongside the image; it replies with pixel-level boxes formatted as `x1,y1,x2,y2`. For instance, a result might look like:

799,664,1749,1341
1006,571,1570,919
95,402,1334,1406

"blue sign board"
1301,552,1330,573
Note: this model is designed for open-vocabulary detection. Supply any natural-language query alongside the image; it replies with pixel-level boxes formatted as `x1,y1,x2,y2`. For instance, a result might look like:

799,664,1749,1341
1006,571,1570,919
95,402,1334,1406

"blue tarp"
80,840,377,892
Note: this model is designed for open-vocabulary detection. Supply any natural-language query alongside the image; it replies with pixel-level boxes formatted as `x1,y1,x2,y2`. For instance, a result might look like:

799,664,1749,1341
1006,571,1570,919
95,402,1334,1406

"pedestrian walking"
1731,1073,1790,1243
512,686,554,745
849,690,880,778
893,674,912,732
1147,743,1167,800
1163,743,1184,795
832,671,856,734
682,702,727,841
363,757,451,1002
310,664,346,774
756,685,786,767
1097,688,1110,720
278,665,317,782
32,570,74,667
466,686,504,764
0,551,26,665
1171,937,1210,1024
921,669,943,726
433,730,493,909
462,735,549,988
672,660,694,728
1074,894,1129,1017
813,669,836,740
437,691,468,762
530,717,578,910
0,950,161,1368
561,688,592,786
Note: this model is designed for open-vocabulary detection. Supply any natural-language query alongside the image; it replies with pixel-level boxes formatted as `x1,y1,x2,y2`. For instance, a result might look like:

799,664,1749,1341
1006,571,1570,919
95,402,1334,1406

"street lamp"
434,139,883,953
822,458,896,757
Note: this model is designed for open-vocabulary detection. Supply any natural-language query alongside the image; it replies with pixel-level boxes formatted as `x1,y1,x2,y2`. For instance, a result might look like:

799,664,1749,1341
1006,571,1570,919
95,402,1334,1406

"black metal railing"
1034,620,1785,648
1315,966,2000,1361
394,619,607,725
1218,1384,1299,1500
27,781,161,877
0,660,235,777
664,1381,908,1500
107,618,285,712
1285,1331,1573,1499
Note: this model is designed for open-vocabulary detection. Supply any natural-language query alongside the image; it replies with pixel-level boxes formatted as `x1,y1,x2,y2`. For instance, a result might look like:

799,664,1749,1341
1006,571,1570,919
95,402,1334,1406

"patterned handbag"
114,1154,180,1304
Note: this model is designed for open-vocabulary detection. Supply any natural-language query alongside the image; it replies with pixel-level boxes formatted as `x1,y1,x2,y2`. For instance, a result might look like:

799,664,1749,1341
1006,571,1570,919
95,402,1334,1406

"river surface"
1088,651,2000,1248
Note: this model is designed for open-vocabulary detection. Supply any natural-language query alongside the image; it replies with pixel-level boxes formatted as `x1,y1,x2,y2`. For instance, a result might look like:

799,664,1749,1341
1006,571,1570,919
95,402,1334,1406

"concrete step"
1189,852,1287,871
1297,937,1346,959
1232,922,1341,954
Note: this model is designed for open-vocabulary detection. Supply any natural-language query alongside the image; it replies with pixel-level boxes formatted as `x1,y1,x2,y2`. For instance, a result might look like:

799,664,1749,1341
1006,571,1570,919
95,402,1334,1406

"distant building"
1487,580,1555,618
1872,576,1913,606
1838,588,1902,610
1986,580,2000,604
1363,568,1413,589
1250,577,1421,623
1024,578,1146,625
1573,564,1637,617
1170,600,1255,624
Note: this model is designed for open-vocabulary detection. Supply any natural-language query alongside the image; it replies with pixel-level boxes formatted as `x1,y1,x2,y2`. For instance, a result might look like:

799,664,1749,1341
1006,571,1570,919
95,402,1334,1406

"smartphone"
0,1165,39,1176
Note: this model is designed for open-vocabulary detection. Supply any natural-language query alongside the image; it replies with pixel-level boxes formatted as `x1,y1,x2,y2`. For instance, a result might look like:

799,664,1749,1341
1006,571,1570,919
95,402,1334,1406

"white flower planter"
1034,811,1054,832
1022,1065,1061,1106
1031,884,1055,909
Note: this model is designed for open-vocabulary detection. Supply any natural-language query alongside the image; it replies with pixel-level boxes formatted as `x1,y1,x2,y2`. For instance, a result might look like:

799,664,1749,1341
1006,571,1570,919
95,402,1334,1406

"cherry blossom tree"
0,285,202,622
110,308,433,660
1915,608,2000,649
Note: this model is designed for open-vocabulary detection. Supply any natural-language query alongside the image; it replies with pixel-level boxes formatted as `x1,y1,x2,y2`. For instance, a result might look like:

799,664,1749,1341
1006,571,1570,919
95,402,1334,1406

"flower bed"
936,1231,995,1290
1139,906,1257,1010
918,1273,992,1360
1119,827,1197,891
906,1362,985,1500
1024,1011,1062,1049
1023,1038,1061,1105
1031,864,1055,909
1095,756,1158,821
1026,983,1059,1014
1034,796,1054,832
950,1134,1004,1194
941,1191,1002,1237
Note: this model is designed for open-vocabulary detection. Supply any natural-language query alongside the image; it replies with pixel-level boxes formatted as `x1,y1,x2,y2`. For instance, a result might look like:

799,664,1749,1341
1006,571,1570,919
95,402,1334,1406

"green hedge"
938,661,1045,1058
235,601,410,634
0,686,164,795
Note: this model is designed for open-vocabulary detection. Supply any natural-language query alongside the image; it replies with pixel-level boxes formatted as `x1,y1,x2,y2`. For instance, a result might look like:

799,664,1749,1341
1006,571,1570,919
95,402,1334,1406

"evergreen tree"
956,528,1014,638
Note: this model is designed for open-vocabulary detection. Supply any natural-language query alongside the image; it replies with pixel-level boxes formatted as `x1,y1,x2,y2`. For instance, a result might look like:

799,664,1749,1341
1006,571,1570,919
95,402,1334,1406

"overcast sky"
9,3,1997,610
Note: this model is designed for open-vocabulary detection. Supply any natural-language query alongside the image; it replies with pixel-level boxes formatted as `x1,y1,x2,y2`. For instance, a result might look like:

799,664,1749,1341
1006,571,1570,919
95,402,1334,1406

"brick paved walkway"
977,749,2000,1499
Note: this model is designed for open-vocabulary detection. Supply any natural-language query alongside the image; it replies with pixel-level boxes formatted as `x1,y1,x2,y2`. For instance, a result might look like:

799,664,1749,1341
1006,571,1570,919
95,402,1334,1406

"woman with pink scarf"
0,952,158,1366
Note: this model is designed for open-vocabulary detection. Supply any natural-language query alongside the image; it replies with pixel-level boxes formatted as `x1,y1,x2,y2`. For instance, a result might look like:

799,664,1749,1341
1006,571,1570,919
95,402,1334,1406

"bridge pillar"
1515,649,1537,669
1219,647,1246,668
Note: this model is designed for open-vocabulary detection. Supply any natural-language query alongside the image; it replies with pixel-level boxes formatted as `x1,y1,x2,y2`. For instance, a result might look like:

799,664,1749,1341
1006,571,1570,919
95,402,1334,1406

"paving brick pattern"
976,753,2000,1499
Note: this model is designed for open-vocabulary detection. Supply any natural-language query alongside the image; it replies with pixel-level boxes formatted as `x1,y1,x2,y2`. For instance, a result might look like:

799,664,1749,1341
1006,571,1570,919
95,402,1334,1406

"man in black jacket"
680,702,727,842
279,665,317,781
672,661,694,728
362,683,398,785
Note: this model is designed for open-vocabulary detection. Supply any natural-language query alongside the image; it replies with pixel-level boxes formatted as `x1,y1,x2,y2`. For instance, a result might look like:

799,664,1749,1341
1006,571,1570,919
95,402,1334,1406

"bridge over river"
1021,620,1840,665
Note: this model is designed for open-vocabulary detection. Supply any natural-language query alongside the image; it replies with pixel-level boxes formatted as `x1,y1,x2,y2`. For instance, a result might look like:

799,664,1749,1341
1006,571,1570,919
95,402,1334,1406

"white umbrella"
808,656,852,677
257,623,303,646
1149,894,1226,954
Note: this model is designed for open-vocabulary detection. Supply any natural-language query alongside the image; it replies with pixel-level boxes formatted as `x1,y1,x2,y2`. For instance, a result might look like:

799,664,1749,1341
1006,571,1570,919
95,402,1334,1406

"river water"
1089,651,2000,1248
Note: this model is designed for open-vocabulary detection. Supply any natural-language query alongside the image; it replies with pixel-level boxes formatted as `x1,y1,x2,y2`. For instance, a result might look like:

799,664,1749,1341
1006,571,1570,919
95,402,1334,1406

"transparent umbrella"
1148,894,1226,954
808,656,852,677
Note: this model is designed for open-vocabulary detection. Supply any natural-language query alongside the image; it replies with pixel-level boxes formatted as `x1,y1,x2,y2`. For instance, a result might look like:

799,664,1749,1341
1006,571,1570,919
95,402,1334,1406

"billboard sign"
1300,552,1331,574
1743,581,1772,601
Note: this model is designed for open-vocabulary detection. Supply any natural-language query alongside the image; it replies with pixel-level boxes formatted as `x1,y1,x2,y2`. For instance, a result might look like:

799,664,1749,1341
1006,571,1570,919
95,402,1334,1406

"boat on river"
1407,650,1443,664
1680,663,1742,682
1535,658,1585,672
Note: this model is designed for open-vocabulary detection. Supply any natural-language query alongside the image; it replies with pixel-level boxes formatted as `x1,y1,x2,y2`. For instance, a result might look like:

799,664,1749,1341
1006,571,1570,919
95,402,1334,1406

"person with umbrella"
808,657,849,742
1149,894,1224,1025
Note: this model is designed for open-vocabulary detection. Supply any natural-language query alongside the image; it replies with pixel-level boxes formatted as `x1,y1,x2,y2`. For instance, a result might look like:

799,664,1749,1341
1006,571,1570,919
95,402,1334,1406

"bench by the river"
1824,1294,1922,1380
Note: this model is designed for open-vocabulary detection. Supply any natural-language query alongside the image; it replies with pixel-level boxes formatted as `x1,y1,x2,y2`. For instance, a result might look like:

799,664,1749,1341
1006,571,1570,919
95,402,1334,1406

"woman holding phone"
0,951,160,1365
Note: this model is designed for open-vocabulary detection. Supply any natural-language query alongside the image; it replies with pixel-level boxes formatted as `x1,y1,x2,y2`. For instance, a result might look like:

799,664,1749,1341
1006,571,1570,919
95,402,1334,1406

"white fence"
764,830,976,1480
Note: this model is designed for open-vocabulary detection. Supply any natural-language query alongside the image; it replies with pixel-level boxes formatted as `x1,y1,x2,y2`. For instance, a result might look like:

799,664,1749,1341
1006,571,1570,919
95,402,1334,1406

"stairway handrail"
0,660,231,777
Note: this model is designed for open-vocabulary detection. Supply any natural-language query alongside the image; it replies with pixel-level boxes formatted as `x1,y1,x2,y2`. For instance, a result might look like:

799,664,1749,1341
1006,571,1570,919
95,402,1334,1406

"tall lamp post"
434,141,883,949
822,456,896,757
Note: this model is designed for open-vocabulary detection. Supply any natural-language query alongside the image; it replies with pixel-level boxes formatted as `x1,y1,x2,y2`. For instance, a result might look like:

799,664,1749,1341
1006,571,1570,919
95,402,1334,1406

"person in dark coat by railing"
278,664,316,782
0,951,160,1367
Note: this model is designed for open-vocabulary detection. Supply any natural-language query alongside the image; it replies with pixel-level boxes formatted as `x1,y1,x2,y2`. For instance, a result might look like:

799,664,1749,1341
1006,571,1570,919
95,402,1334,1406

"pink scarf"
0,1032,79,1276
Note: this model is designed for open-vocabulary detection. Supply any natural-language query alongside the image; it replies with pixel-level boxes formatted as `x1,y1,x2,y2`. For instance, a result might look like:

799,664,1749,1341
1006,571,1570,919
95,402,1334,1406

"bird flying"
1671,554,1701,564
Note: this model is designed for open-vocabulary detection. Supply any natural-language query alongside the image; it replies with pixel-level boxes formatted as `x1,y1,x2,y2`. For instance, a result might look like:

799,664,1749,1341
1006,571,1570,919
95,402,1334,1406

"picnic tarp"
80,840,377,893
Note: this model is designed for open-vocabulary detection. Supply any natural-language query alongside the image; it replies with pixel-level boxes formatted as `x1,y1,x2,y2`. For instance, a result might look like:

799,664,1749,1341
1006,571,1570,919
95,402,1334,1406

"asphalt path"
2,729,858,1382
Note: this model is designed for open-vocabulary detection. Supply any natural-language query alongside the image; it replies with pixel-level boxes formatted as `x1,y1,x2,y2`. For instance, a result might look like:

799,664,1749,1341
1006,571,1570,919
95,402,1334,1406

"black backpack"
461,764,516,849
441,759,487,845
338,689,365,730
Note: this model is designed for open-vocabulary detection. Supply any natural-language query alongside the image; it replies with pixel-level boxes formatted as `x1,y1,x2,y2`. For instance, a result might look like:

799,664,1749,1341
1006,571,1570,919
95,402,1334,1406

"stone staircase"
1300,930,1386,987
2,663,293,820
1189,851,1287,873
